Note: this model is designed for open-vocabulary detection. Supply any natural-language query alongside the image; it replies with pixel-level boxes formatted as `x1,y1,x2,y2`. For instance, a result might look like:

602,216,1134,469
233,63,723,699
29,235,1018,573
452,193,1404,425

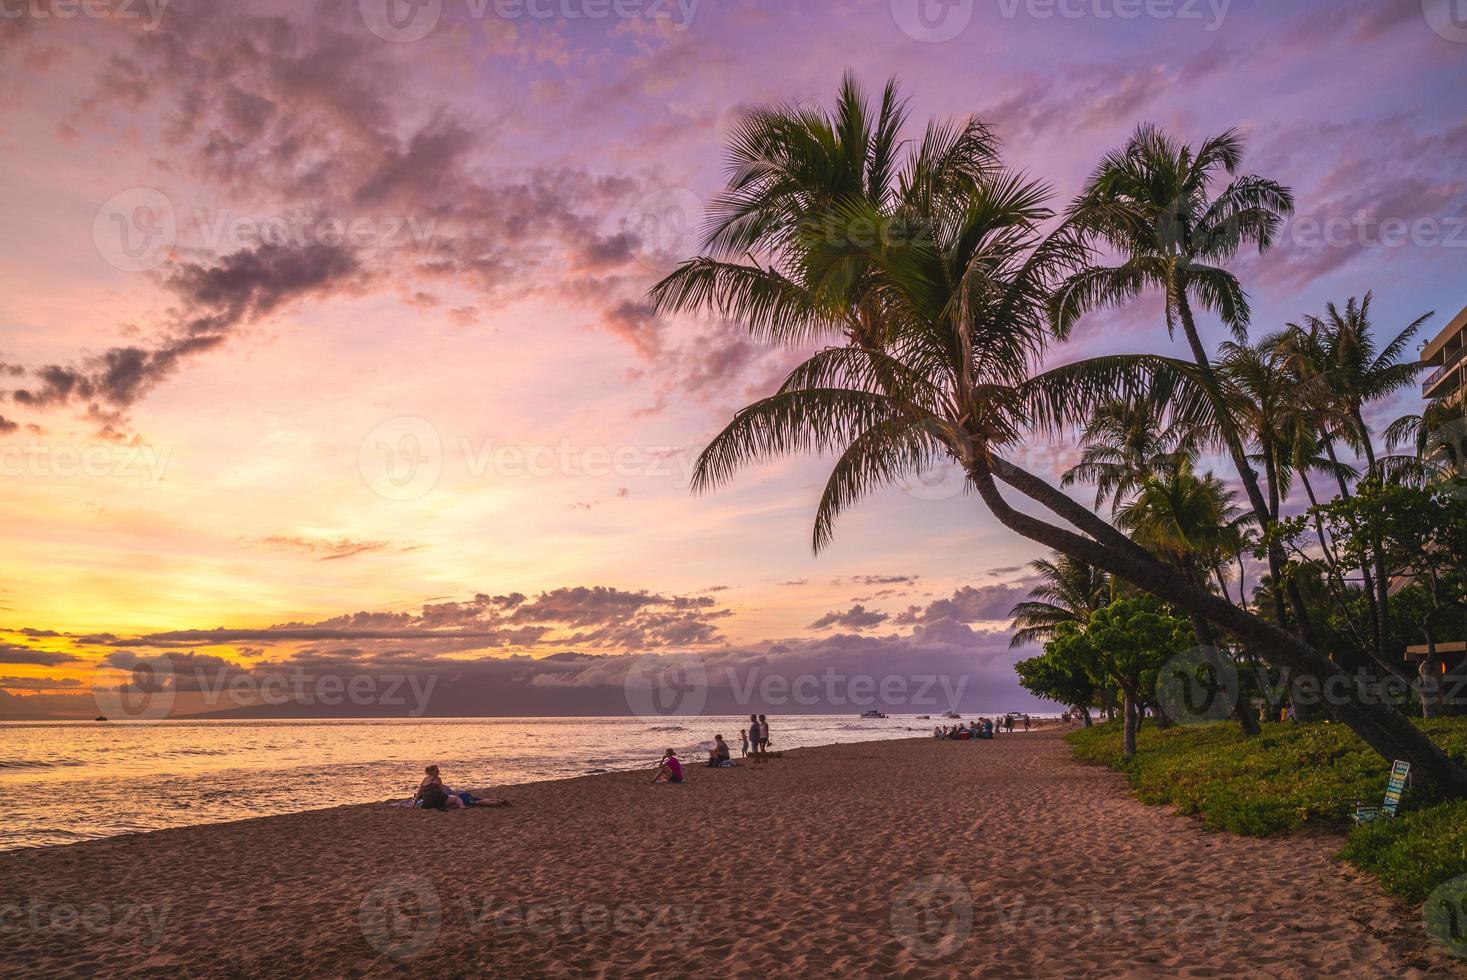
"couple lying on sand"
414,765,512,811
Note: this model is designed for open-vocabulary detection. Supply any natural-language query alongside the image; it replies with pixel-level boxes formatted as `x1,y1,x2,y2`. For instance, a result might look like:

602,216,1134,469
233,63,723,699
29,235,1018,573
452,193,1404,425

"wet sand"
0,730,1456,977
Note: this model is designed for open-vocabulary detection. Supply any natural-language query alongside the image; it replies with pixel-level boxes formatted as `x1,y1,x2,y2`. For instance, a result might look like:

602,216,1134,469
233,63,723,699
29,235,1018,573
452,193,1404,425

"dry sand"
0,729,1459,977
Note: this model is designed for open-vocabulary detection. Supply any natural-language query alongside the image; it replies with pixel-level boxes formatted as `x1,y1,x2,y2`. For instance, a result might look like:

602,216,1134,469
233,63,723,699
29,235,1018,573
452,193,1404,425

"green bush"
1340,801,1467,903
1065,718,1467,901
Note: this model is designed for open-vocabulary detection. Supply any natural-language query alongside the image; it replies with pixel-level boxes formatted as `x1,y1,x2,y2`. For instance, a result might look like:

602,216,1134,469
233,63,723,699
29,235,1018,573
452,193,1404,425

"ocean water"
0,714,1034,850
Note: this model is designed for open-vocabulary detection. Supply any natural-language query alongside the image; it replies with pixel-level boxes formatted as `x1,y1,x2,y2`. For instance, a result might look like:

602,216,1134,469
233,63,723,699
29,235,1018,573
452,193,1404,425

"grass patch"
1066,718,1467,901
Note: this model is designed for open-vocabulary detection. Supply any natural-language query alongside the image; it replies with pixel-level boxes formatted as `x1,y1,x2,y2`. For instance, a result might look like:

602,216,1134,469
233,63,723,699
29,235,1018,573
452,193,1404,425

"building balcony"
1425,350,1461,399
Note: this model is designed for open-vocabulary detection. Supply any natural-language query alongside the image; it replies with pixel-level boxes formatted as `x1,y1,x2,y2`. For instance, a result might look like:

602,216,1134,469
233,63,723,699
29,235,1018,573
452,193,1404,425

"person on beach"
748,714,763,762
654,748,684,784
740,729,750,757
415,765,510,809
758,714,770,755
445,787,512,808
416,765,450,810
707,734,732,767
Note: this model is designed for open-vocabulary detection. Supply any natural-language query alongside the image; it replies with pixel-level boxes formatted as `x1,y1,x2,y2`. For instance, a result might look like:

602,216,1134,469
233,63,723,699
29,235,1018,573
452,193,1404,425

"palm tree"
1053,125,1310,640
649,78,1467,796
1116,463,1261,733
1291,294,1431,477
1216,338,1296,521
1384,398,1467,487
651,71,998,361
1281,296,1432,671
1008,553,1111,648
1274,316,1390,664
1060,394,1198,514
1118,465,1246,584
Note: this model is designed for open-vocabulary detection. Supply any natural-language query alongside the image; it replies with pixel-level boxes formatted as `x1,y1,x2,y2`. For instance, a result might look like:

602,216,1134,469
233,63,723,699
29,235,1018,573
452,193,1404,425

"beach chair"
1353,760,1410,825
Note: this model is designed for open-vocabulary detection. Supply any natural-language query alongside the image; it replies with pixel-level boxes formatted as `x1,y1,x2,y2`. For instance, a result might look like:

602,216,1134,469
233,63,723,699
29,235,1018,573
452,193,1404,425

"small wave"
0,758,86,770
645,725,687,733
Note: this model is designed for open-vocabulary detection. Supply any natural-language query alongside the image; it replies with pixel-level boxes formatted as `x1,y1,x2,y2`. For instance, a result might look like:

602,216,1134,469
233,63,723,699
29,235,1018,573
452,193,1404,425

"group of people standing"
742,713,771,762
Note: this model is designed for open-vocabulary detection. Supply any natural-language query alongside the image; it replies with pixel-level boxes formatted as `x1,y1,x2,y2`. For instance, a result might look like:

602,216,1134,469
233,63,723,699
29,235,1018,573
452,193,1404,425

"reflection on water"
0,715,968,850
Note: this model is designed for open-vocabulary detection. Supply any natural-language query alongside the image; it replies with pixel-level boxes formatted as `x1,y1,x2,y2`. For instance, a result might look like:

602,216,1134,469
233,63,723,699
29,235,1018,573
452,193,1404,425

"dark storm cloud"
810,604,890,631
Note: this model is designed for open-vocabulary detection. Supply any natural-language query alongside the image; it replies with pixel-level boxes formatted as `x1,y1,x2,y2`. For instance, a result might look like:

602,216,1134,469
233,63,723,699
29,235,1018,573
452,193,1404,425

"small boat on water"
859,709,888,719
942,710,962,719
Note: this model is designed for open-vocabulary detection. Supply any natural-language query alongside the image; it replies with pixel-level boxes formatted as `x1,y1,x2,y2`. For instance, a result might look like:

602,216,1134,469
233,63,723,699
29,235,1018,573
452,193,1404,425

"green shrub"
1340,801,1467,903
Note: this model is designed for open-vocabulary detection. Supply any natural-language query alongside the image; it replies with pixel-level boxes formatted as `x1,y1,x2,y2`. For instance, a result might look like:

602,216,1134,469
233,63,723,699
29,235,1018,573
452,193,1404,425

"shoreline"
1,730,1452,976
0,716,1061,853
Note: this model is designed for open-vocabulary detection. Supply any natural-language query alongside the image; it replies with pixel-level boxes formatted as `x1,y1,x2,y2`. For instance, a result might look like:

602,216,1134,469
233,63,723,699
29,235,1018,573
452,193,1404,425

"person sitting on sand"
416,765,510,809
653,748,684,784
707,734,732,767
416,765,449,809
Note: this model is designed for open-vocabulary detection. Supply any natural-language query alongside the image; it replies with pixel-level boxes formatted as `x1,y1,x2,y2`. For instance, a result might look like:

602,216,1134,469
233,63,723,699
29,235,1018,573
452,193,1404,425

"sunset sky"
2,0,1465,717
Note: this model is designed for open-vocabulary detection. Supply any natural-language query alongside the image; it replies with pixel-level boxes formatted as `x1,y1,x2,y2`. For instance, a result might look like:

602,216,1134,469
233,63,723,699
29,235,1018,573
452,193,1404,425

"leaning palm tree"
652,71,999,359
649,78,1467,795
1008,553,1111,648
1053,125,1308,639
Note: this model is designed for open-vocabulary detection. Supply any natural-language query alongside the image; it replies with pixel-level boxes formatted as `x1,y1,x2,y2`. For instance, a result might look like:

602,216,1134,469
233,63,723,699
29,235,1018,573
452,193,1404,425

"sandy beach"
0,729,1456,977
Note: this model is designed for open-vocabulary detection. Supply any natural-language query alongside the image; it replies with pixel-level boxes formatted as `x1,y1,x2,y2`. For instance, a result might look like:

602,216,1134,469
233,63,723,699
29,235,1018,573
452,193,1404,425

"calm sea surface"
0,714,1039,850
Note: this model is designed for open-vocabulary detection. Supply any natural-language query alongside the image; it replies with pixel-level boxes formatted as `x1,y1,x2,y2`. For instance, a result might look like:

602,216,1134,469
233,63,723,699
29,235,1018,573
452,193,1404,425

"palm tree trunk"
1122,685,1139,758
1170,289,1318,645
1298,468,1398,681
1422,624,1441,719
1263,448,1281,521
967,457,1467,798
1322,435,1385,660
1352,408,1397,671
1181,558,1259,737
